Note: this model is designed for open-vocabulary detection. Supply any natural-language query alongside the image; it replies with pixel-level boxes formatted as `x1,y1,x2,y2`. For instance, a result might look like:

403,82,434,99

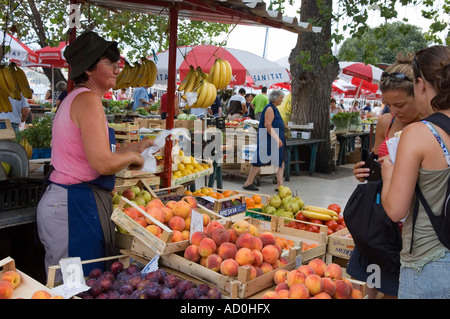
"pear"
113,194,123,205
294,196,304,210
275,208,285,216
269,195,282,209
261,204,269,214
278,185,292,198
281,210,294,219
281,195,292,208
266,206,277,215
290,200,300,214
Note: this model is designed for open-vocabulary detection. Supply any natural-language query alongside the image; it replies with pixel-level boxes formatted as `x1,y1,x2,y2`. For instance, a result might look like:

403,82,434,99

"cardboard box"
240,162,278,175
326,227,354,260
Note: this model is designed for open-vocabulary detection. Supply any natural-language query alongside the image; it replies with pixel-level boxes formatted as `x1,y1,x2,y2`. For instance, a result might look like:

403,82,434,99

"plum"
98,277,112,292
119,293,130,299
183,288,199,299
89,283,104,297
196,284,211,296
119,283,134,295
130,289,147,299
164,274,179,289
160,287,179,299
128,275,142,289
136,279,150,290
110,261,124,276
86,278,98,288
107,290,121,299
176,280,194,296
144,271,159,283
126,264,140,275
145,284,162,299
96,293,109,299
111,279,126,292
88,268,102,279
100,271,115,282
207,287,222,299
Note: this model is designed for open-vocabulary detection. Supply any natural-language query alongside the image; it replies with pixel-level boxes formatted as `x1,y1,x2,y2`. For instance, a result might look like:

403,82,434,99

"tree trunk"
289,0,339,174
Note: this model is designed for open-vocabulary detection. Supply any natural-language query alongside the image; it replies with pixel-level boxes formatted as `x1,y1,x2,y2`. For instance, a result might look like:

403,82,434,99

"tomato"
327,204,341,214
336,213,345,225
295,212,307,221
325,219,339,232
309,219,323,225
305,225,319,233
327,227,334,235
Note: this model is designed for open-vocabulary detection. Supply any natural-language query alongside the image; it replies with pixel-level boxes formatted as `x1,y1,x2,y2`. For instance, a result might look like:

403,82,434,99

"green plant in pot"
331,112,352,134
15,117,52,158
349,112,363,132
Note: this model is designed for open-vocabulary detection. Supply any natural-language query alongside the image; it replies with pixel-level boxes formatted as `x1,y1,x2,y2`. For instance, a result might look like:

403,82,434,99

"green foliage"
15,117,52,149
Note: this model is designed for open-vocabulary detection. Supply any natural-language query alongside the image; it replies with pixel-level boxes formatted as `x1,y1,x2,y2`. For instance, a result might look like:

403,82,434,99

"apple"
137,190,152,203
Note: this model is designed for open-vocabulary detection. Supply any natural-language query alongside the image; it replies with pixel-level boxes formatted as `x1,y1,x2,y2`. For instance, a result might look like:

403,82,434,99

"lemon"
185,164,194,171
178,163,185,171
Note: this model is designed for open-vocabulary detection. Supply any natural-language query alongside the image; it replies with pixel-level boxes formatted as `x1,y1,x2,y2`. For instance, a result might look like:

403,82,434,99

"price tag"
190,209,204,241
52,257,89,299
141,254,160,274
202,196,216,203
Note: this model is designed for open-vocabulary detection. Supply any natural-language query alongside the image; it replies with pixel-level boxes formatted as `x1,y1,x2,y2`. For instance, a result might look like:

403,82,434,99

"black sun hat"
64,31,118,79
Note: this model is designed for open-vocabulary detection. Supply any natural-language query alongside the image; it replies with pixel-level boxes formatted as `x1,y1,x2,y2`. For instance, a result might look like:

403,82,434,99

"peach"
0,280,14,299
241,264,257,280
236,233,255,250
307,258,327,277
198,238,217,258
199,257,207,267
279,256,289,266
298,265,315,277
146,198,164,209
184,244,201,262
220,258,240,277
182,195,198,209
273,269,289,285
161,207,173,223
172,200,191,219
324,263,343,280
261,244,279,264
31,290,52,299
231,219,250,236
333,279,352,299
260,262,273,274
249,224,259,236
289,283,310,299
286,269,306,287
217,242,237,260
49,295,64,299
191,231,208,246
351,289,363,299
277,289,290,299
228,229,238,243
134,216,148,228
272,259,282,269
123,207,139,220
184,216,191,230
168,216,186,232
275,282,289,292
255,267,264,277
259,232,276,246
322,277,336,296
205,254,223,272
181,230,190,241
202,213,210,227
171,230,183,242
234,247,254,266
206,221,225,237
1,270,21,289
165,200,177,210
305,274,324,295
311,292,332,299
262,291,280,299
145,206,165,225
254,237,263,251
251,249,263,267
211,228,231,247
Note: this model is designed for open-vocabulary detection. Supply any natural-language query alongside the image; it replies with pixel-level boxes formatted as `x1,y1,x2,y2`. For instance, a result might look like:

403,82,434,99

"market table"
284,138,326,180
335,132,370,166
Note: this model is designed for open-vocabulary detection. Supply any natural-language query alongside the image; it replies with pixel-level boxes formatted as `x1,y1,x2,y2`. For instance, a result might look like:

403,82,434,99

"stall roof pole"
162,7,178,188
67,0,78,93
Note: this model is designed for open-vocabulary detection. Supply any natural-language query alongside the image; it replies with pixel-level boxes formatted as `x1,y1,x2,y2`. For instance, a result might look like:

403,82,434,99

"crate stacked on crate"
109,122,139,145
191,188,248,220
0,178,43,211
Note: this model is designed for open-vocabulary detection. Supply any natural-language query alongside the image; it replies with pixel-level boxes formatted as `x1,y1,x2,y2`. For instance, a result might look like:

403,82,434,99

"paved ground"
197,163,360,210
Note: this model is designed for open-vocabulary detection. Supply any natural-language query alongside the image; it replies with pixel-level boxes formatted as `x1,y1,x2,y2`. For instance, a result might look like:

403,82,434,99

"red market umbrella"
339,61,383,84
0,32,39,65
150,45,290,87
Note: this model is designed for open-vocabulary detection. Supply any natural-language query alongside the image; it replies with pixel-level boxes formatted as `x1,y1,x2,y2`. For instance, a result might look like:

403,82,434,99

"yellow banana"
7,66,22,100
0,67,13,97
207,83,217,107
11,64,32,99
2,67,16,95
178,65,195,92
130,63,144,87
301,210,333,221
207,61,216,84
303,205,338,217
0,93,12,113
114,62,131,89
218,59,229,89
194,80,208,108
125,62,140,88
136,58,150,87
146,59,157,87
222,59,232,87
202,82,214,108
184,69,198,93
212,59,221,89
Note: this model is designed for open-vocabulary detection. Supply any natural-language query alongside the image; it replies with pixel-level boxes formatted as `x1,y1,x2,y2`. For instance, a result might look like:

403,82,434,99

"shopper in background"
55,81,68,109
244,89,286,191
245,93,255,119
132,85,152,111
0,94,30,132
159,90,179,119
227,88,247,121
381,45,450,299
252,86,269,120
36,31,153,283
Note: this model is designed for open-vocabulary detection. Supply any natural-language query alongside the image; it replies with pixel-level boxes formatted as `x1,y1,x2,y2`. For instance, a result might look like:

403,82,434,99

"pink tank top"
377,115,396,158
50,87,107,185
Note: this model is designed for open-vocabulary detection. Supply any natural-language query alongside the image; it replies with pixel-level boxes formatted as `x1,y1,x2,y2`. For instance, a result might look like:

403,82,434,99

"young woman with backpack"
381,45,450,299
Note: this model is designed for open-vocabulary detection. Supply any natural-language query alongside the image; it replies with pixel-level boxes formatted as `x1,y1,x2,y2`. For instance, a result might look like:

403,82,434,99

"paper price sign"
141,254,160,274
190,209,204,241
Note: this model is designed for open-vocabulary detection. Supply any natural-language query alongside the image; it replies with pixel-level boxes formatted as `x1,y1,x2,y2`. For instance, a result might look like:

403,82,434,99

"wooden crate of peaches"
256,258,366,299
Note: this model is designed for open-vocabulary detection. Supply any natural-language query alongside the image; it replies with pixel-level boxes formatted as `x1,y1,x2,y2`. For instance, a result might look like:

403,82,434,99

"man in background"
0,94,30,133
252,86,268,120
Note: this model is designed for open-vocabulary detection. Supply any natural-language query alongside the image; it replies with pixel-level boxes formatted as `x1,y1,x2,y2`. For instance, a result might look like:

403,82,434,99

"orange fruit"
207,192,218,199
216,193,225,199
245,197,255,208
184,190,193,195
223,190,233,197
252,195,262,204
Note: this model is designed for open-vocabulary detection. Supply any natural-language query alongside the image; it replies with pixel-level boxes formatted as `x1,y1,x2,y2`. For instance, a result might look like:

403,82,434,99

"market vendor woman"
37,31,153,282
243,89,286,191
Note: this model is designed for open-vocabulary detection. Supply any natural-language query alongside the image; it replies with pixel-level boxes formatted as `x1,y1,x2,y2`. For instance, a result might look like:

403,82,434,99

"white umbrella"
150,45,291,87
0,32,39,64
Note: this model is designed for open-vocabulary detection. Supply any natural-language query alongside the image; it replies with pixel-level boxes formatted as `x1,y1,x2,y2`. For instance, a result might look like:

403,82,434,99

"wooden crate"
0,119,16,140
0,256,57,299
127,238,302,299
326,227,355,262
110,122,139,143
169,158,213,186
115,175,160,187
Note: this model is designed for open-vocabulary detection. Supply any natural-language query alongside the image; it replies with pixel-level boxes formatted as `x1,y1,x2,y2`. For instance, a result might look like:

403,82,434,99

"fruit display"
0,63,33,113
172,152,211,180
183,219,293,278
286,203,346,235
178,65,217,109
77,261,222,299
260,185,304,219
261,258,363,299
113,57,157,90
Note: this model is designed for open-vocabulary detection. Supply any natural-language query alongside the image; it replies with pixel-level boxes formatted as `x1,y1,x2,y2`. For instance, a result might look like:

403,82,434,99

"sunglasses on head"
381,72,412,82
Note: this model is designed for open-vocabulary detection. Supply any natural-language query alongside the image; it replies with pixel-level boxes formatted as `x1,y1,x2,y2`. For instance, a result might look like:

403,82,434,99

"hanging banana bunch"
113,57,158,90
0,65,15,113
207,58,232,90
191,79,217,109
8,63,33,100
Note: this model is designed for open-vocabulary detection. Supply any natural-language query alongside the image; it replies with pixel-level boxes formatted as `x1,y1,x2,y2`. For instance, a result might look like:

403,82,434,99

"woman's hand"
353,161,370,182
121,138,154,154
381,156,394,181
128,153,145,171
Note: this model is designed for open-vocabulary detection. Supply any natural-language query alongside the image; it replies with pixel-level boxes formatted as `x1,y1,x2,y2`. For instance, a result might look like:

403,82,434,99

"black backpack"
410,112,450,253
343,178,402,273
